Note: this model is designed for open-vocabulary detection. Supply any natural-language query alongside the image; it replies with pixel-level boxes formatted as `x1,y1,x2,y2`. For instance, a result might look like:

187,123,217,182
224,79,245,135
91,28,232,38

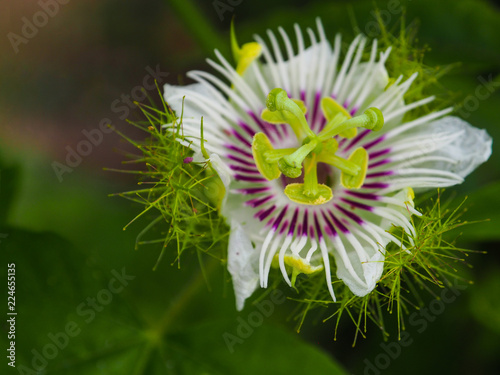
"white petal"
422,116,492,178
360,251,385,294
227,220,260,311
329,234,367,295
347,61,390,113
331,231,385,296
164,83,213,122
163,83,233,154
208,153,233,208
387,116,492,189
209,153,232,189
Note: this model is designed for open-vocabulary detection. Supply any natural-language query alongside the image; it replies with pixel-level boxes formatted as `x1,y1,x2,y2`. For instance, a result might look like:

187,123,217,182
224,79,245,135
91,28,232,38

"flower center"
252,88,385,205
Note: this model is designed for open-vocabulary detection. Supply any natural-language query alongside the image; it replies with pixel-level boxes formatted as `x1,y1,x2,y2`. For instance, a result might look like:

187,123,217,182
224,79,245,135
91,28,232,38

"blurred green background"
1,0,499,374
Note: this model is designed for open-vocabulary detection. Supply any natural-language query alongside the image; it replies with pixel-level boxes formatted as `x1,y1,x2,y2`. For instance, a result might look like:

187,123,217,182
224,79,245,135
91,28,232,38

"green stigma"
252,89,385,205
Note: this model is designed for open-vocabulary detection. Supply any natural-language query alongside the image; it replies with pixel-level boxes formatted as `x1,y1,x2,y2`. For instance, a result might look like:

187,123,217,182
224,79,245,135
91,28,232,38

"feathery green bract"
110,92,229,271
288,191,483,343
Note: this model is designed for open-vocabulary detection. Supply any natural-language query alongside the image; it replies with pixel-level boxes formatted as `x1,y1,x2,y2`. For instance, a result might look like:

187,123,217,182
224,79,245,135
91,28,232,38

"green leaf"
167,320,348,375
0,161,21,225
455,182,500,241
0,226,347,374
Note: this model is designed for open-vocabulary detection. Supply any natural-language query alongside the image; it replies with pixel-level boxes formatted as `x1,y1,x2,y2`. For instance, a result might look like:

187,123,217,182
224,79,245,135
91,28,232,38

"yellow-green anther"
278,159,302,178
266,88,315,139
261,98,306,140
340,147,369,189
230,20,262,76
284,183,333,205
318,107,384,141
321,97,350,120
263,148,296,163
320,97,357,139
252,132,281,181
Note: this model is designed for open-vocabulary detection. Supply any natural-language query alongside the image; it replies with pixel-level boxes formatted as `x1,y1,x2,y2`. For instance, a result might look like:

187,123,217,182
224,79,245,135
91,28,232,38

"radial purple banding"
309,226,315,239
369,148,391,159
238,121,256,138
366,171,393,178
248,111,281,142
231,129,252,148
255,205,276,221
301,210,309,236
272,205,289,230
335,204,364,225
245,195,274,208
363,182,390,189
369,159,391,169
321,211,337,237
346,191,379,200
340,198,374,211
225,144,253,159
280,220,289,234
328,210,349,233
344,129,371,152
234,174,267,182
227,154,255,167
288,208,299,235
313,212,324,239
229,165,259,174
310,91,321,129
237,187,271,195
318,116,327,132
280,123,289,137
363,135,386,150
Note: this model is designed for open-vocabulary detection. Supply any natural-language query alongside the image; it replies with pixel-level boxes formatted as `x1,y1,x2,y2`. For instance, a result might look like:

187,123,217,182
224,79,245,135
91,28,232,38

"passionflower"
163,19,492,310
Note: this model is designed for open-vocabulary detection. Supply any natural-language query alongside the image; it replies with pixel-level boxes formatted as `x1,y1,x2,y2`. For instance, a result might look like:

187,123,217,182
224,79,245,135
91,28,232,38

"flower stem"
156,258,219,334
167,0,226,55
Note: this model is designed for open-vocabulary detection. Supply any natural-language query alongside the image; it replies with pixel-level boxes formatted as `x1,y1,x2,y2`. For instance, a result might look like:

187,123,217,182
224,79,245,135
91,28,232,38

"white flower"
164,19,492,310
